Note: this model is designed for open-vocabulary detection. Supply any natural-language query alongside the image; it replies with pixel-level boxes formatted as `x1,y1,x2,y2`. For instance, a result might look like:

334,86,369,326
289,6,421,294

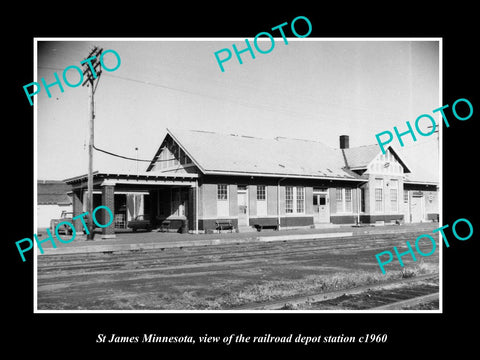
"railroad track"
232,272,439,310
37,230,440,310
37,231,435,275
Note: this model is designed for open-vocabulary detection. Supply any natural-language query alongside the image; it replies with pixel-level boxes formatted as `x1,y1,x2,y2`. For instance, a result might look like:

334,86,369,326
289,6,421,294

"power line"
37,66,399,121
93,144,174,163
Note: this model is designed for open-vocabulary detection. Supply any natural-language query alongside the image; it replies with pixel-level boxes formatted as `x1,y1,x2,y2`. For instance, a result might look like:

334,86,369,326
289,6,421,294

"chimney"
339,135,349,149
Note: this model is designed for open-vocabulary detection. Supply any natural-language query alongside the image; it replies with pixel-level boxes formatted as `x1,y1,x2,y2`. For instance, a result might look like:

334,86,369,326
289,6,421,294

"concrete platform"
35,222,438,256
38,231,354,256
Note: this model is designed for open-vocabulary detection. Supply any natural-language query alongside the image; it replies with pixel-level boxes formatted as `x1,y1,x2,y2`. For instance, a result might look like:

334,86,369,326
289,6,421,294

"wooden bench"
215,219,234,233
254,224,279,231
159,220,170,232
253,219,280,232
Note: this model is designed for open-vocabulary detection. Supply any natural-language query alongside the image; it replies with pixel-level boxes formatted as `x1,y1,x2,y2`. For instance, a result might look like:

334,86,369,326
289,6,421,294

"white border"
33,37,443,314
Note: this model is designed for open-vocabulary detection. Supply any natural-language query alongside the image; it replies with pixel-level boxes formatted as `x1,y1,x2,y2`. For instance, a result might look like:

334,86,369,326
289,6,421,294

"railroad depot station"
64,129,439,238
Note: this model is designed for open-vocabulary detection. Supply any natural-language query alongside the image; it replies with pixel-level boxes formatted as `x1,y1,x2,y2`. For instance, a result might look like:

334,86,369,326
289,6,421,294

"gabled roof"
149,129,362,181
147,129,438,185
342,144,411,173
342,144,381,169
37,180,72,205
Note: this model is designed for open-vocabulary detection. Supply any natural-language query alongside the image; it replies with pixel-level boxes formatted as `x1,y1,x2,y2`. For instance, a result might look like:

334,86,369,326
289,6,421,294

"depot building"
64,129,439,238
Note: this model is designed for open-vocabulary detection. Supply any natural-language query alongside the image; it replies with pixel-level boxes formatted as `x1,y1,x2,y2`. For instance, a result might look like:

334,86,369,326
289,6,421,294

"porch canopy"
64,171,199,238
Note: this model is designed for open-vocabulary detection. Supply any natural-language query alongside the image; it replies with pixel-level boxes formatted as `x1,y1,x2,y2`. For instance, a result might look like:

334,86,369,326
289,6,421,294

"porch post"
101,183,116,239
188,185,197,234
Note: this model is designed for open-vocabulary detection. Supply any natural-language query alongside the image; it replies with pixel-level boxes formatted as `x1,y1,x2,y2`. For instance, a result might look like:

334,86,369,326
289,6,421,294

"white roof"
164,129,359,180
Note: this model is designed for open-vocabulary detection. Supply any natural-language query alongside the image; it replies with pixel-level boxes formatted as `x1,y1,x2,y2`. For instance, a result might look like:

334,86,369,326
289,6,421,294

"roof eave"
404,179,438,186
63,171,199,184
203,169,365,182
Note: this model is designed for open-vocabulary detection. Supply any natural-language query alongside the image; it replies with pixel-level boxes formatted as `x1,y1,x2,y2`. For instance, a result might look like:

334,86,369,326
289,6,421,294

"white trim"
249,215,278,219
313,188,329,194
199,216,237,220
91,190,150,195
283,213,311,218
199,214,314,220
365,148,407,176
205,170,362,182
64,171,199,183
330,213,360,217
333,213,400,217
114,179,196,187
100,180,117,186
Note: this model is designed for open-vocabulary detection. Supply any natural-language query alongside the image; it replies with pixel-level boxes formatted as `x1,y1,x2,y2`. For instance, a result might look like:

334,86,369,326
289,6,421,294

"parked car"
127,214,152,232
50,210,74,235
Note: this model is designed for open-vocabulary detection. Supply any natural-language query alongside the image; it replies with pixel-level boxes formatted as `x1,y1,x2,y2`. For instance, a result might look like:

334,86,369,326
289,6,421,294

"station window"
345,188,352,212
285,186,294,213
257,185,266,200
296,187,305,213
217,184,228,200
390,189,398,212
375,179,384,212
390,180,398,212
285,186,304,214
336,188,353,213
336,188,343,212
375,189,383,212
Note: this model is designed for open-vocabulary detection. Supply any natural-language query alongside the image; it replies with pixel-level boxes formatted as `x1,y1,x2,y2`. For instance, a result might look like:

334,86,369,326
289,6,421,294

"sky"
35,39,440,182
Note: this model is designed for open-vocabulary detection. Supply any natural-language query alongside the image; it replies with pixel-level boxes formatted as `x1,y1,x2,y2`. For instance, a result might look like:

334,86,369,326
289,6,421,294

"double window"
336,188,353,213
285,186,305,214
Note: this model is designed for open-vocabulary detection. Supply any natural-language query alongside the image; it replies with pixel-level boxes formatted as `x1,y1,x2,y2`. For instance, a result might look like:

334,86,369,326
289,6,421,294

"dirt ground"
37,225,440,311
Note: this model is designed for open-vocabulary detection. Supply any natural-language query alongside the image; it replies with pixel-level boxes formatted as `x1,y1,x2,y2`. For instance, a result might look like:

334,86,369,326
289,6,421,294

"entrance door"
237,186,248,226
313,193,330,223
411,195,424,223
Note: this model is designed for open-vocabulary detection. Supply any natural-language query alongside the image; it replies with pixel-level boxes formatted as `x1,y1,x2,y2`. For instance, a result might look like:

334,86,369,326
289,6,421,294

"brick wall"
101,185,115,238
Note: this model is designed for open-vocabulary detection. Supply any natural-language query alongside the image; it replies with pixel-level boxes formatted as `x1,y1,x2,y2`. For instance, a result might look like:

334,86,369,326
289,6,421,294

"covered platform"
64,171,199,239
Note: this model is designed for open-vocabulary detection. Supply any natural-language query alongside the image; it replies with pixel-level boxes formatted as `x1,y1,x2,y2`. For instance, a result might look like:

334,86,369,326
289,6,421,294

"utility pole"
135,147,139,176
82,46,103,240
